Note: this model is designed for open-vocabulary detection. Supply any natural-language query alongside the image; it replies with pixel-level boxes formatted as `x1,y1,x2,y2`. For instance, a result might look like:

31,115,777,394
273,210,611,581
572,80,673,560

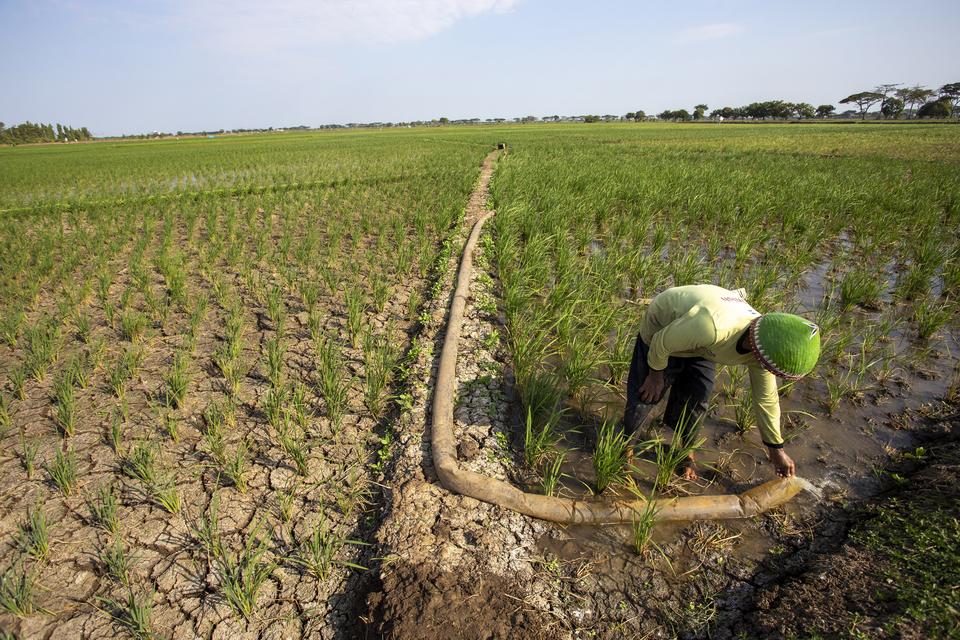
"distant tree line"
839,83,959,119
648,82,958,123
0,121,92,145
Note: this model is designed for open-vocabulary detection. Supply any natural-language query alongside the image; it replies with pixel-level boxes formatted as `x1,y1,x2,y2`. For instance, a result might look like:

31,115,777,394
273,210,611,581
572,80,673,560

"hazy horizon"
2,0,959,137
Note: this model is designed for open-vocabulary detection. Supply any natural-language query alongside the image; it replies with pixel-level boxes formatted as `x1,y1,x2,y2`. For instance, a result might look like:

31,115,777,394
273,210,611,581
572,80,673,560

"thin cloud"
170,0,520,52
674,22,746,44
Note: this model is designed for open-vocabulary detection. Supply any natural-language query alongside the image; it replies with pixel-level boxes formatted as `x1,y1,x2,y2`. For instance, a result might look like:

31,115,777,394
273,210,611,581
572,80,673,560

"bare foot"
681,454,698,481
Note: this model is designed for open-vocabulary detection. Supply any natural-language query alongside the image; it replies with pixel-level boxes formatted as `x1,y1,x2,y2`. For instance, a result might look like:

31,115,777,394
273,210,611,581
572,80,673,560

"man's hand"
768,448,796,478
639,369,666,403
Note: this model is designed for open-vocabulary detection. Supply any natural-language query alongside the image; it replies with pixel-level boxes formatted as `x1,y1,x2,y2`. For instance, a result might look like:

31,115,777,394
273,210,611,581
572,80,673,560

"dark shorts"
622,334,715,445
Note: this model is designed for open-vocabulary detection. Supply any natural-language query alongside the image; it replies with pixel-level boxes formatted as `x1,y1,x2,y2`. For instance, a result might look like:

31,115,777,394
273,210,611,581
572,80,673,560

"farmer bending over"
623,284,820,480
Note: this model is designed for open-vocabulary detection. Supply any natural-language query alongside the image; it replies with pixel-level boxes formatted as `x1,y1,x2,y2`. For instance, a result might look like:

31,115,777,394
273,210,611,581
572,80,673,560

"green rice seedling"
46,447,78,496
279,429,309,476
896,264,931,301
187,296,208,342
164,351,190,409
290,515,366,581
153,481,181,515
265,335,285,387
540,451,565,497
10,367,27,400
0,562,36,617
25,321,60,381
108,405,126,455
651,424,704,491
315,336,349,431
263,384,288,429
371,280,390,313
98,537,135,586
100,588,155,640
64,353,91,389
523,407,561,468
20,433,39,478
123,441,158,486
194,495,223,557
18,504,50,563
0,394,10,438
277,486,297,524
300,281,320,310
344,286,365,348
839,268,884,310
161,411,179,443
89,482,120,534
119,311,148,342
223,441,249,493
265,285,286,333
518,370,564,427
593,420,630,494
212,520,275,621
307,307,324,343
912,297,951,340
53,375,77,437
75,312,91,343
283,383,307,430
363,330,398,419
0,309,24,347
627,489,659,556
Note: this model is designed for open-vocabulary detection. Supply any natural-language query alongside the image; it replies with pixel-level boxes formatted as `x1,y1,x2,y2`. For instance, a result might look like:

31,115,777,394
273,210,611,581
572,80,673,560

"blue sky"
2,0,959,136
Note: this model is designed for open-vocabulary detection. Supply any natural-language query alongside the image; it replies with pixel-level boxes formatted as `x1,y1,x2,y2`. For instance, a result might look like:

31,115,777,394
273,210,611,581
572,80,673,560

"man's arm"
748,366,796,477
640,311,717,403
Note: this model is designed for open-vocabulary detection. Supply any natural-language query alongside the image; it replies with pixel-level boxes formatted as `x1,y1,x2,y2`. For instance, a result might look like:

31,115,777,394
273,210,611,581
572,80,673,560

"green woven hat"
749,313,821,379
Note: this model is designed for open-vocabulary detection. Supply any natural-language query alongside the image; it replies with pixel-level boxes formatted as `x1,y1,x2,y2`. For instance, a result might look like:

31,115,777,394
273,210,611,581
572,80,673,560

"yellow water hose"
431,209,808,524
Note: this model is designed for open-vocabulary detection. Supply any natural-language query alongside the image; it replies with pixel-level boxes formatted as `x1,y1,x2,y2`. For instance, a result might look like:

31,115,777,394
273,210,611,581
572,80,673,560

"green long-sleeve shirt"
639,284,783,446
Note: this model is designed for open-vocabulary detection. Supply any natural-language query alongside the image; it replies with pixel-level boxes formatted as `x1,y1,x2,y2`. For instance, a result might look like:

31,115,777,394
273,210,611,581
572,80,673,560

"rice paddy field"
0,123,958,639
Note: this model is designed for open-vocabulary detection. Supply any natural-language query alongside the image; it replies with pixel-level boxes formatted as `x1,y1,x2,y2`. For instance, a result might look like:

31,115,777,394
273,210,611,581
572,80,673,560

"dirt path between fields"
362,148,560,639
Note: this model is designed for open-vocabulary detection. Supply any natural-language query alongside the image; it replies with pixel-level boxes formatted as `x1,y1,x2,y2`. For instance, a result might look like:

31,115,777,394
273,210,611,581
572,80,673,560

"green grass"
851,496,959,636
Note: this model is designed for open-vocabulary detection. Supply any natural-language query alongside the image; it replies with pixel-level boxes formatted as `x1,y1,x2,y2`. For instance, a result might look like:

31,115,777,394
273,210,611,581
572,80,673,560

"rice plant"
164,351,190,409
0,309,24,347
290,515,366,581
279,428,309,476
315,335,350,431
89,482,120,534
222,441,249,493
651,430,705,491
344,286,365,347
193,495,224,559
46,447,78,495
119,310,148,342
9,368,26,400
912,297,951,340
53,374,78,436
212,520,275,621
98,537,135,585
18,504,50,563
629,496,659,556
523,407,561,468
265,334,285,387
540,451,565,497
838,268,884,310
363,330,398,418
592,420,630,494
100,589,156,640
0,562,37,617
20,433,39,478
